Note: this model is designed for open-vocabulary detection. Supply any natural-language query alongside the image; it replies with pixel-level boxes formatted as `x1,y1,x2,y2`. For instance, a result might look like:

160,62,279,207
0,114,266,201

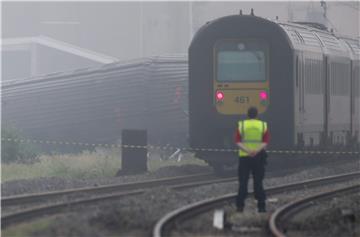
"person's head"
247,107,258,119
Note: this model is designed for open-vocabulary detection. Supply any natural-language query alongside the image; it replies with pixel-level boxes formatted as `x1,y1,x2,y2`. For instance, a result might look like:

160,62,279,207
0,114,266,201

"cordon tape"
1,137,359,155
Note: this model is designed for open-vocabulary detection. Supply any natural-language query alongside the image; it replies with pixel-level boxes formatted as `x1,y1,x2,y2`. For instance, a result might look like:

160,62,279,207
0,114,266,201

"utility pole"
287,1,293,22
188,1,193,44
320,0,327,18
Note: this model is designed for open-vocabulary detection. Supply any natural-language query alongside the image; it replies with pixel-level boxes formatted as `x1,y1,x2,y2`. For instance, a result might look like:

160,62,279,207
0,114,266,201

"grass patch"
1,148,122,182
2,148,207,182
1,216,55,237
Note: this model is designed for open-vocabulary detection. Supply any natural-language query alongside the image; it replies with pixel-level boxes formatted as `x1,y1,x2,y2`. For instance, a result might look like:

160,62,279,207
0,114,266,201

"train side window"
356,66,360,97
330,63,334,95
309,59,321,94
296,56,299,87
331,62,351,96
298,57,304,112
319,60,323,93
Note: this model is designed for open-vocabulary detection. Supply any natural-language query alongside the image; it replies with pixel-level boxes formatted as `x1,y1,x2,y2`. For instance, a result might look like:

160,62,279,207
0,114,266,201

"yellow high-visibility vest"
238,119,267,157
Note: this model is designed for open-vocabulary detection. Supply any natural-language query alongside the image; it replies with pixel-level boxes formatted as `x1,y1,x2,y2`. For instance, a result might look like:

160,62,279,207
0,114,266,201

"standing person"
235,107,269,213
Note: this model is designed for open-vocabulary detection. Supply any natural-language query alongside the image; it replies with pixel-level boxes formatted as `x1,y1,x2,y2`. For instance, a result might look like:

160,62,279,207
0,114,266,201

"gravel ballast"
2,156,357,197
2,158,359,237
1,164,212,197
286,191,359,237
173,164,360,236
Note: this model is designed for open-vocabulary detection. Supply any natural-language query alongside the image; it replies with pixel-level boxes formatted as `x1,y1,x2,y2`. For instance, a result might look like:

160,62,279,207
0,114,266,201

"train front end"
214,39,270,116
189,14,294,169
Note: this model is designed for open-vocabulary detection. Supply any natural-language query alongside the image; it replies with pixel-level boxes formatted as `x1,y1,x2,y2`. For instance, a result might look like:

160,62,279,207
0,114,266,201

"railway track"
152,171,360,237
1,173,237,228
1,165,309,209
269,184,360,237
2,173,214,207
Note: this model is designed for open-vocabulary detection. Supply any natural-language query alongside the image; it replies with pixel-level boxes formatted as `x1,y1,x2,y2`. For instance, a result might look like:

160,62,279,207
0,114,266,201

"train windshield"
216,40,268,82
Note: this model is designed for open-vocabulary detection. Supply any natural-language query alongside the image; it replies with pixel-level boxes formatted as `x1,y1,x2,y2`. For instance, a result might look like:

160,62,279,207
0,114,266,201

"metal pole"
287,1,293,21
188,1,193,44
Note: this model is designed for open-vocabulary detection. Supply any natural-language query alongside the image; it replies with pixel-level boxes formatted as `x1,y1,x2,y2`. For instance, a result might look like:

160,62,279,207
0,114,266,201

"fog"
1,1,359,150
2,1,359,64
1,4,359,232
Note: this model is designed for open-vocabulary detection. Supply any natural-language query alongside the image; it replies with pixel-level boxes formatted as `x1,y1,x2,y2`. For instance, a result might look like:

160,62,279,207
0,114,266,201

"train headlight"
259,91,268,100
216,91,224,101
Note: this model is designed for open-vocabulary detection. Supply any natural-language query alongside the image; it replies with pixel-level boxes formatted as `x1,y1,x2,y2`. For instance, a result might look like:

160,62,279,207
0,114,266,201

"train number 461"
234,96,250,103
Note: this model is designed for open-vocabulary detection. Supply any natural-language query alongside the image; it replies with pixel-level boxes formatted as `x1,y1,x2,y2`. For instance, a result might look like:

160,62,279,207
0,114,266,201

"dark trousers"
236,155,266,209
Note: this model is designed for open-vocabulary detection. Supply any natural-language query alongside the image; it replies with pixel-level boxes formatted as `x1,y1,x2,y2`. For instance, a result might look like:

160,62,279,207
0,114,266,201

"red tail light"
216,91,224,101
259,91,268,100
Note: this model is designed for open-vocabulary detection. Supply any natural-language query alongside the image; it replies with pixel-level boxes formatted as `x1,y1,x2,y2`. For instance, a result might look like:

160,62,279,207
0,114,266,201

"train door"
323,56,330,147
353,62,360,145
296,54,305,146
349,60,353,144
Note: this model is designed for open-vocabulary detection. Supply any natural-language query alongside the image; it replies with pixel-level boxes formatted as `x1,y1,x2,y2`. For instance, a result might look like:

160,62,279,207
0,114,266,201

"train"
2,13,359,170
189,13,359,169
2,56,189,151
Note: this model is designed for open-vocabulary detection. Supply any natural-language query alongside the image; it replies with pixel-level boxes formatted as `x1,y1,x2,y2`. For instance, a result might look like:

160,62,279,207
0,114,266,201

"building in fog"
1,36,118,82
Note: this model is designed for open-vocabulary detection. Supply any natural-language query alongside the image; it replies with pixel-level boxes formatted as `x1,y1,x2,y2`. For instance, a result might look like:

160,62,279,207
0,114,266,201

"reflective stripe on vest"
238,119,267,157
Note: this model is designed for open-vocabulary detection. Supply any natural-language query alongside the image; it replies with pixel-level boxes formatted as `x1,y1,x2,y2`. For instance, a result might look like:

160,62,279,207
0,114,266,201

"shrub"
1,127,39,163
1,148,122,181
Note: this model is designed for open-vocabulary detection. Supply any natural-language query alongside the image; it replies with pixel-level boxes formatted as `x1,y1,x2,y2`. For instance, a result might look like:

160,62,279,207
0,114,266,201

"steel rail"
1,175,237,229
152,171,360,237
2,173,214,206
269,184,360,237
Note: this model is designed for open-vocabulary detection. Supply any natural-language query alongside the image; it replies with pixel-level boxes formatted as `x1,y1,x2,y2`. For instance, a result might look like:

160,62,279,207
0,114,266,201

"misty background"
1,1,359,81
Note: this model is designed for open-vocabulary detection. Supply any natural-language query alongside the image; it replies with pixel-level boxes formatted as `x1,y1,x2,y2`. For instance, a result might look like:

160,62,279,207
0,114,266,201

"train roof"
193,14,358,59
278,20,358,58
340,37,360,58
